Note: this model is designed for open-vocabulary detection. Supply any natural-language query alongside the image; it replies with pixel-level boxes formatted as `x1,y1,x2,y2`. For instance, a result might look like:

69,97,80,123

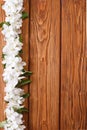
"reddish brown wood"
0,0,86,130
60,0,86,130
22,0,29,129
29,0,60,130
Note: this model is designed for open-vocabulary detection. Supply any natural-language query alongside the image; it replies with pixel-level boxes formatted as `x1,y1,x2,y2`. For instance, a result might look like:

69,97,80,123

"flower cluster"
0,0,31,129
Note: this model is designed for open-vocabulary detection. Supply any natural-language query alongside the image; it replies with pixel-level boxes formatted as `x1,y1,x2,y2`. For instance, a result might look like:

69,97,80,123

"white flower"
1,0,27,129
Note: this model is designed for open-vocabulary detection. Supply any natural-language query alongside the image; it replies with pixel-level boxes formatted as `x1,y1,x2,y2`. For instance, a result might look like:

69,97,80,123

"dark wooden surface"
22,0,29,129
29,0,60,130
0,0,86,130
61,0,86,130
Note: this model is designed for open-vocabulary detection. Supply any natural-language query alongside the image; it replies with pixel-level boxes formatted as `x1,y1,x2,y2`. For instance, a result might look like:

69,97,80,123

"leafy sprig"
13,107,28,113
0,22,10,28
22,12,29,19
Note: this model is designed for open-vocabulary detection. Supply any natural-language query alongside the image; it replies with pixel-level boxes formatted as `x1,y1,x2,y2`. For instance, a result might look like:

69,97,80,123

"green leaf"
0,120,7,128
15,50,23,57
3,64,6,69
2,54,6,68
21,93,30,98
22,69,25,72
16,79,32,87
0,22,10,28
19,49,23,54
14,107,28,113
2,53,6,59
22,12,28,19
20,71,33,77
19,35,23,42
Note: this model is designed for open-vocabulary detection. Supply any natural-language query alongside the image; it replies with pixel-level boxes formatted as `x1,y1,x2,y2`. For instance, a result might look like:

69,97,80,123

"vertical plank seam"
28,0,31,128
59,0,62,130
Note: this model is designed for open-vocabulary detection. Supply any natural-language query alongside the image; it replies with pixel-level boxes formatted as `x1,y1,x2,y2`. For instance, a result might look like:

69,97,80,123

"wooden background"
0,0,86,130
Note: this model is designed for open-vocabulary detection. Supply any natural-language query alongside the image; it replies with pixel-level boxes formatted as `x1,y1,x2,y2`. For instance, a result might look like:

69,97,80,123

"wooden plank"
22,0,29,129
29,0,60,130
60,0,86,130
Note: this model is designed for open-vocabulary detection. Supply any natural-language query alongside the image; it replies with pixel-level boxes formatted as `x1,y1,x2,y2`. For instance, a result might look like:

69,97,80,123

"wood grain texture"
0,0,86,130
60,0,86,130
29,0,60,130
22,0,29,129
